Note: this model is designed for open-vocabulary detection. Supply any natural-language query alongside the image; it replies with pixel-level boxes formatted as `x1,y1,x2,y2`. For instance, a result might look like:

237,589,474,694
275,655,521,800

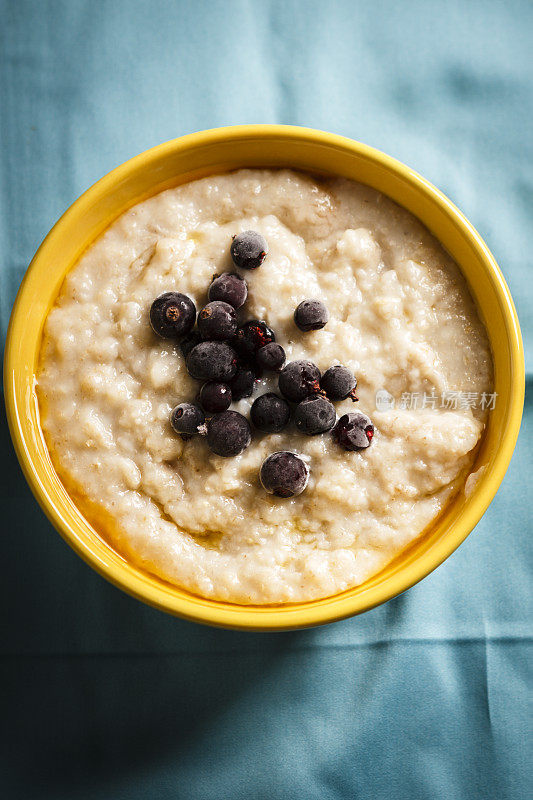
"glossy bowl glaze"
4,125,524,630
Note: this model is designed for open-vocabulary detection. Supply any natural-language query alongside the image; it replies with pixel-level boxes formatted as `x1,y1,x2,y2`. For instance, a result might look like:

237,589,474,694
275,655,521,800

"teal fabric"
1,1,531,798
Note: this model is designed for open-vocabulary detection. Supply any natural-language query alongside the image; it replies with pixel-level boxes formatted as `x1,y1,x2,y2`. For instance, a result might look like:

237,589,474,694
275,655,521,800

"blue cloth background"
1,1,531,798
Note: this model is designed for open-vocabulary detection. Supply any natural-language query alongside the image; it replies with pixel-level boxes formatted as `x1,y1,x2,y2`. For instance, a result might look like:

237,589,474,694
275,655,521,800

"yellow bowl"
4,125,524,630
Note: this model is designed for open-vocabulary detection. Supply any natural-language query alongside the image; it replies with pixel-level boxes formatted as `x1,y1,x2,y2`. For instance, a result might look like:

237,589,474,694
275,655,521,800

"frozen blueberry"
294,299,329,332
199,381,232,413
278,360,321,403
207,410,251,457
150,292,196,338
230,366,257,400
256,342,286,372
179,330,202,359
186,341,238,381
260,452,309,498
294,395,336,435
235,320,276,360
197,301,237,341
320,365,358,401
230,230,268,270
208,272,248,309
251,393,291,433
333,412,374,451
170,402,205,439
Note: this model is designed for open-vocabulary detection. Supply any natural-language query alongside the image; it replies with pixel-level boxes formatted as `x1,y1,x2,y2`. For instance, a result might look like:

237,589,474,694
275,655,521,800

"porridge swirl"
37,170,493,604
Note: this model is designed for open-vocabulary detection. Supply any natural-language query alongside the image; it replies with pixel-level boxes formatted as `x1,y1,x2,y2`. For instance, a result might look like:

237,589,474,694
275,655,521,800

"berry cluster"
149,230,374,498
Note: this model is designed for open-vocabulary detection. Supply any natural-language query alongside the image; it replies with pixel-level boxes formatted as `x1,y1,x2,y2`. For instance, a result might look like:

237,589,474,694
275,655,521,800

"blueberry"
256,342,286,372
150,292,196,338
260,452,309,498
186,341,237,381
207,410,251,457
235,320,276,360
320,365,358,401
197,301,237,341
251,393,291,433
230,230,268,270
333,412,374,451
278,360,321,403
170,402,205,439
208,272,248,309
294,395,336,435
230,367,257,400
294,299,329,332
199,381,232,413
179,330,202,359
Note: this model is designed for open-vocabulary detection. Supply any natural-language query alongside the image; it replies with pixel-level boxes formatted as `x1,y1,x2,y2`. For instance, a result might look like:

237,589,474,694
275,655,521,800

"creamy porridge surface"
38,170,493,604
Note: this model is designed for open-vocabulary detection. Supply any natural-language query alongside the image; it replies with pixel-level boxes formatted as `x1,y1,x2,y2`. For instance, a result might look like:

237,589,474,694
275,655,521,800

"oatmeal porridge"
37,169,493,604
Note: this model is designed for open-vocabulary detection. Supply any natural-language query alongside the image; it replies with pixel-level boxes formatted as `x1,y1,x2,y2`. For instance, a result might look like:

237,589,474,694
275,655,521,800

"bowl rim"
4,124,525,630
